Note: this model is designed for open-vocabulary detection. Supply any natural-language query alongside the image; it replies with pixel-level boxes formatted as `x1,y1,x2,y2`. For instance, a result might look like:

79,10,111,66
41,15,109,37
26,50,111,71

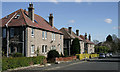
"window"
42,45,47,53
52,33,55,41
31,28,34,37
10,28,14,37
45,45,47,52
14,14,20,19
45,31,47,39
52,33,54,40
42,31,44,39
31,45,35,53
42,45,44,53
54,34,55,40
2,28,6,38
51,45,56,50
60,45,62,53
60,35,62,39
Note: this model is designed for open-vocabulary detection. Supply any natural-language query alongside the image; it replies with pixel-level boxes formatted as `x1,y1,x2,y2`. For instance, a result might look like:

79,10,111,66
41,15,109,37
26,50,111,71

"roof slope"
60,28,83,41
80,35,95,45
1,9,63,34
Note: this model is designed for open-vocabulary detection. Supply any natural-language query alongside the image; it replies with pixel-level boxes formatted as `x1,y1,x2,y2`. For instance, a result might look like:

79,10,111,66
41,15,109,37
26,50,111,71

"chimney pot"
76,30,79,36
89,34,91,41
85,33,87,40
68,27,72,34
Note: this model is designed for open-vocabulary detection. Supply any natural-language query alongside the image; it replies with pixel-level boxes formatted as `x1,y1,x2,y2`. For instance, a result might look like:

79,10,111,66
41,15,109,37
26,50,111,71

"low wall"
55,56,77,62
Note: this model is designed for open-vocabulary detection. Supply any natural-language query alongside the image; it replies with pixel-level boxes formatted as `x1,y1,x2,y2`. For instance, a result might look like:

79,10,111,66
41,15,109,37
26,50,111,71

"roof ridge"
20,8,28,26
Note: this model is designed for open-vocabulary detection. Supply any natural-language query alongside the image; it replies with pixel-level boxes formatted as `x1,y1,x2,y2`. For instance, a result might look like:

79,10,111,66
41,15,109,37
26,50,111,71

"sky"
1,2,119,42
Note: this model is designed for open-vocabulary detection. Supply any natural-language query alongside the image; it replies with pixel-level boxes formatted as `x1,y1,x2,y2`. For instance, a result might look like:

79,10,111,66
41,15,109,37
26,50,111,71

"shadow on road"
87,57,120,62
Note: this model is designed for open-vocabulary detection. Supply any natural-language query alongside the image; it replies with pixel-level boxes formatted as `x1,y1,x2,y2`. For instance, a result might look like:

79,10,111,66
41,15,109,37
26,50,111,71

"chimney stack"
76,30,79,36
49,13,54,27
68,27,72,34
85,33,87,40
89,34,91,41
28,2,34,22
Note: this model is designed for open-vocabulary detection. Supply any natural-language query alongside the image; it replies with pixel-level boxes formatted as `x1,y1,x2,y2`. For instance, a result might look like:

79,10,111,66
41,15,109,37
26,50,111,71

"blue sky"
2,2,118,42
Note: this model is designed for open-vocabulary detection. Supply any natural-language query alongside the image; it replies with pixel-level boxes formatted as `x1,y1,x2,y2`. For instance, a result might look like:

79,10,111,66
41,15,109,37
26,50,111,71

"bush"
11,53,23,57
2,56,46,71
47,50,59,59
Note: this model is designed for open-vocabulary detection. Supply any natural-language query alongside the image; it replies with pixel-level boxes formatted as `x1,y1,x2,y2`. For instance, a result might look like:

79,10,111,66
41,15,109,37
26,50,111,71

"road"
11,57,120,72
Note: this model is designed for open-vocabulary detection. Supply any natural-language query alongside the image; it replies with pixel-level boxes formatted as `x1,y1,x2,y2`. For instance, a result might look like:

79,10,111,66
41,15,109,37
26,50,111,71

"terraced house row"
1,3,95,57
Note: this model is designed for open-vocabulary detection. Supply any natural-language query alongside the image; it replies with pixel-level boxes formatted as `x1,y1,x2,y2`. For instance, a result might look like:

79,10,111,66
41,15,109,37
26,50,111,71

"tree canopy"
106,35,113,42
71,38,80,55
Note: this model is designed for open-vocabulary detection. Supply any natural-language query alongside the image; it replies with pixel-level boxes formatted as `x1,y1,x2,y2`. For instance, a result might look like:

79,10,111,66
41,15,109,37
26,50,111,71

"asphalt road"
11,57,120,72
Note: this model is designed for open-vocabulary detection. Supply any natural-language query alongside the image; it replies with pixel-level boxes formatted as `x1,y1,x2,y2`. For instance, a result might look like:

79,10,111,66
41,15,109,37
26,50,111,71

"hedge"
2,56,46,71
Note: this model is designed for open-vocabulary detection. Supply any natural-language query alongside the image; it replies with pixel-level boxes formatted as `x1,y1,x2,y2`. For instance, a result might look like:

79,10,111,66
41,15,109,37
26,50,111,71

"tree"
112,34,118,43
95,46,109,53
106,35,113,42
71,38,80,55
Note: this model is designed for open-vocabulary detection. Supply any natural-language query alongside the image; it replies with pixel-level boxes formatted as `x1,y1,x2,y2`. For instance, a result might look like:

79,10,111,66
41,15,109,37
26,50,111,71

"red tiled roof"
79,35,95,44
60,27,83,41
1,9,63,34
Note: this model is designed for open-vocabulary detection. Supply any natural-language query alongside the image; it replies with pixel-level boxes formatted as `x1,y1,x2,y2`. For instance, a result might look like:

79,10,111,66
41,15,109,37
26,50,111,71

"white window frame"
52,33,54,40
31,45,35,54
42,45,47,54
45,31,47,40
54,33,55,41
42,31,44,39
31,28,34,37
51,45,56,50
60,35,62,39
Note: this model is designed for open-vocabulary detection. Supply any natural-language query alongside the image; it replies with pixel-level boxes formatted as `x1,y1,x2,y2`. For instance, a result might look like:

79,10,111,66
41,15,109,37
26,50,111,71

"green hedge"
2,56,46,71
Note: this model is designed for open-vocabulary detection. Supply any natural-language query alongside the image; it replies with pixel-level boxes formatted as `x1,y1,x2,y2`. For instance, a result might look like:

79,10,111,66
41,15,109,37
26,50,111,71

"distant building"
1,3,63,57
60,27,84,56
80,33,95,54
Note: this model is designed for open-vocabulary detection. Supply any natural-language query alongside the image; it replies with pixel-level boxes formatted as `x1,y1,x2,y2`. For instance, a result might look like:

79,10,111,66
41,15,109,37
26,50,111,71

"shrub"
2,56,46,71
47,50,59,63
11,53,23,57
47,50,60,59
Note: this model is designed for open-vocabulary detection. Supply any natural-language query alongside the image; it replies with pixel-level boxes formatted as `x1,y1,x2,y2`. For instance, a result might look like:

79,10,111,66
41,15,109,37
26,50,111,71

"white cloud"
104,18,112,24
50,0,58,4
69,20,75,23
75,0,82,2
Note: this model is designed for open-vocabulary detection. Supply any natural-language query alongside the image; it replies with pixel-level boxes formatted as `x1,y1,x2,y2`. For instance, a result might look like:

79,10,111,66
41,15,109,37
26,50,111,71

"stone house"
80,33,95,54
1,3,63,57
59,27,84,56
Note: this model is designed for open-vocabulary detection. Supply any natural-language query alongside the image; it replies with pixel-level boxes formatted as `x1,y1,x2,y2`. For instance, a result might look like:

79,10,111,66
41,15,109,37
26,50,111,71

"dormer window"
14,14,20,19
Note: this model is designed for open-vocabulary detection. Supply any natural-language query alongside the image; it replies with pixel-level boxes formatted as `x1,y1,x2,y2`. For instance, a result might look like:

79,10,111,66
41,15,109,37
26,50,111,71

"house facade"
2,3,63,57
80,33,95,54
60,27,84,56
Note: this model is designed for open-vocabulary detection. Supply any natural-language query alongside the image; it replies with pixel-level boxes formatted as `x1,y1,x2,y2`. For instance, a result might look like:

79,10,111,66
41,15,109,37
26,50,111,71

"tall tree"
106,35,113,42
71,38,80,55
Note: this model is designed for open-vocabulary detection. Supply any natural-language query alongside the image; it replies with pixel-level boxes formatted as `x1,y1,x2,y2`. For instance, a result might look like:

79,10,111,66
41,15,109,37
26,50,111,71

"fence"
76,54,99,60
